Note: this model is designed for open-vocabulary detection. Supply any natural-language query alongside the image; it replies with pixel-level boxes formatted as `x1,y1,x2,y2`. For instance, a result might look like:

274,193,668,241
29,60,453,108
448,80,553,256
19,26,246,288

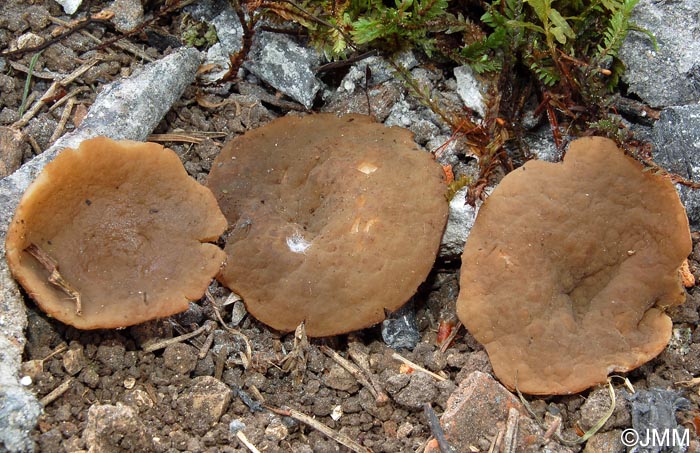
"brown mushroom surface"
5,137,227,329
207,114,448,337
457,136,691,395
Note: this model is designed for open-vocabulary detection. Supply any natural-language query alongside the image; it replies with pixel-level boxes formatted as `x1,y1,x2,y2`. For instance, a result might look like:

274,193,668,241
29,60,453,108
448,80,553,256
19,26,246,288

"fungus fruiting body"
207,113,448,337
457,136,691,395
5,137,227,329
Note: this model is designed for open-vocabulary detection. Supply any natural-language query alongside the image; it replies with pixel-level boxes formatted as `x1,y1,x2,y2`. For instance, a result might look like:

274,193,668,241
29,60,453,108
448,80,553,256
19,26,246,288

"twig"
142,320,215,353
40,378,74,406
25,244,82,315
423,403,455,453
50,98,76,143
13,58,101,128
391,352,447,382
198,326,216,360
236,431,262,453
347,347,388,404
503,407,519,453
321,345,389,406
48,86,90,114
2,11,113,58
265,405,373,453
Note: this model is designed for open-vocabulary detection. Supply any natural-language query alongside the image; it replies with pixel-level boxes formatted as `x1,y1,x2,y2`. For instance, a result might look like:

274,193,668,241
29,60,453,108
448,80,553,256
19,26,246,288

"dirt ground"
2,1,700,452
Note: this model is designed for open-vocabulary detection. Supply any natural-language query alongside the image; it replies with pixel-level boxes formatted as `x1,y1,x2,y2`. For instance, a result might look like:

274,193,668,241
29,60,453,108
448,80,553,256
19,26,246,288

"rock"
95,342,126,373
108,0,144,33
323,364,358,392
523,126,562,162
82,403,155,453
618,0,700,107
0,47,201,451
178,376,232,435
578,387,631,431
0,127,27,177
382,300,420,350
425,371,572,453
163,343,198,375
63,347,86,376
627,388,690,453
54,0,82,15
583,430,625,453
393,372,438,410
439,187,481,259
454,65,487,118
333,51,418,96
186,0,244,83
650,104,700,227
244,32,322,109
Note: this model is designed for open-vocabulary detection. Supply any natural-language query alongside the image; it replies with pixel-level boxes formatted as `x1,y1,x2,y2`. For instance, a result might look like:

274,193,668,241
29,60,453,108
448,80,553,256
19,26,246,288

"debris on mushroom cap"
457,136,692,395
5,137,228,329
207,113,448,337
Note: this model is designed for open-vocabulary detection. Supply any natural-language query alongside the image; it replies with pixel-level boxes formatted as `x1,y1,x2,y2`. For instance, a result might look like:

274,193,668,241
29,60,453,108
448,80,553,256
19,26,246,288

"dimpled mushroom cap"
207,114,448,337
457,136,692,395
5,137,227,329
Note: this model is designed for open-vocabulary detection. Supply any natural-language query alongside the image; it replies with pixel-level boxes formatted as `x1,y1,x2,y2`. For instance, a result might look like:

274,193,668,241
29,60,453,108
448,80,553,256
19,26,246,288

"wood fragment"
391,352,447,382
142,320,215,353
321,345,389,406
26,134,42,154
198,326,216,360
236,431,262,453
47,86,90,114
49,98,75,143
423,403,455,453
503,407,519,453
265,404,373,453
25,244,82,315
40,378,73,406
13,58,100,129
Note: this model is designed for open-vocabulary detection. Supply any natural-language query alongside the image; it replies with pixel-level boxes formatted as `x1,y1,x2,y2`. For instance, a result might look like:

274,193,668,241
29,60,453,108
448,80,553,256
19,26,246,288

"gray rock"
381,300,420,350
440,187,481,259
335,51,418,96
108,0,144,33
454,65,487,118
0,46,201,452
393,372,438,410
186,0,244,83
83,403,155,452
523,127,563,162
650,104,700,227
244,31,322,109
618,0,700,107
627,388,690,453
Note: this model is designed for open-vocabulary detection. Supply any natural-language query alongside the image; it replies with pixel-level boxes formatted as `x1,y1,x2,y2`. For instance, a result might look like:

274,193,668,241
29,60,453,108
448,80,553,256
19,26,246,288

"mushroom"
207,113,448,337
457,136,691,395
5,137,227,329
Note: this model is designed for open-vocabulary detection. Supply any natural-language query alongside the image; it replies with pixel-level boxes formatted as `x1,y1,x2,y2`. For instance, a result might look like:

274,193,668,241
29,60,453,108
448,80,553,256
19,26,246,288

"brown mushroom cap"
457,136,691,395
5,137,227,329
206,114,448,337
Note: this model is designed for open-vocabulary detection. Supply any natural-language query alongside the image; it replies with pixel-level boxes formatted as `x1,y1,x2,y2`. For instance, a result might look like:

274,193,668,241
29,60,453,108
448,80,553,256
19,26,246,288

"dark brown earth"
2,1,700,452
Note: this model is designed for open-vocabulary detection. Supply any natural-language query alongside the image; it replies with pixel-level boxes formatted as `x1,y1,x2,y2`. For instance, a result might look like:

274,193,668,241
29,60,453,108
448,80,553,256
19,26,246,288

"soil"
2,1,700,452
